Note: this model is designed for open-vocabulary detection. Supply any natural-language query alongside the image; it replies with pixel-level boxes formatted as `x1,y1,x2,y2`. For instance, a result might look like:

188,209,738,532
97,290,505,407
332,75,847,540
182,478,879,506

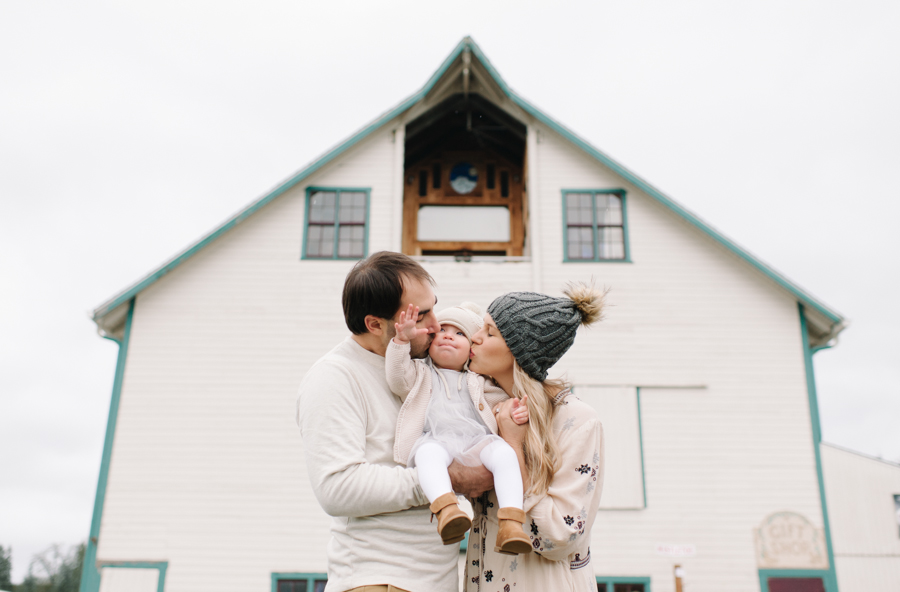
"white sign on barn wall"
655,543,697,557
754,511,828,569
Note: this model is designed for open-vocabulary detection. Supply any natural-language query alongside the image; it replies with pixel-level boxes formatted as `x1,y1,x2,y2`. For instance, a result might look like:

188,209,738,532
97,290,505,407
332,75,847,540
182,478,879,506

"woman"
465,283,606,591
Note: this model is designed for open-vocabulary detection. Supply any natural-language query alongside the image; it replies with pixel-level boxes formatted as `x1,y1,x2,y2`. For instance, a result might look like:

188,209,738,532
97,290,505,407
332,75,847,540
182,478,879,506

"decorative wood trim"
403,150,524,256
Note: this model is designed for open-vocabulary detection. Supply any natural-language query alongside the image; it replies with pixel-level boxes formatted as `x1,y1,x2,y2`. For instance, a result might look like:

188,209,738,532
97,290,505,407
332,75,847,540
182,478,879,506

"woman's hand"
495,397,528,446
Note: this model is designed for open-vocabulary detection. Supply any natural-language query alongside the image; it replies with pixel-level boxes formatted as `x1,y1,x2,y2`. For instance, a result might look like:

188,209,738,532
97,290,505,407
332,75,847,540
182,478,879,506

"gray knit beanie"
487,283,606,381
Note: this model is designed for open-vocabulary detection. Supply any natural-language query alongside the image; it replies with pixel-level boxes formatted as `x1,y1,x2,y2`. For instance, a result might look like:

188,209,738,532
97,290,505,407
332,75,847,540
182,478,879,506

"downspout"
798,303,840,592
79,300,135,592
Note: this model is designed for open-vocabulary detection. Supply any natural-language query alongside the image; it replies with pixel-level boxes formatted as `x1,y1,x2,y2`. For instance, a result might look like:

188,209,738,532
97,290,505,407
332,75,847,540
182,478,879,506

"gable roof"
92,37,845,346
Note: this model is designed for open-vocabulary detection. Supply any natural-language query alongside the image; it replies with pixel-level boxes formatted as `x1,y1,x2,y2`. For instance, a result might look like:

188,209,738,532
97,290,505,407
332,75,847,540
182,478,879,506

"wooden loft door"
402,151,525,257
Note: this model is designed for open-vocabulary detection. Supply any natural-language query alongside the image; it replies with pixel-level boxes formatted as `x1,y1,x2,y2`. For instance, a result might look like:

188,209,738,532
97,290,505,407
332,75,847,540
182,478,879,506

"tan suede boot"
494,507,532,555
429,493,472,545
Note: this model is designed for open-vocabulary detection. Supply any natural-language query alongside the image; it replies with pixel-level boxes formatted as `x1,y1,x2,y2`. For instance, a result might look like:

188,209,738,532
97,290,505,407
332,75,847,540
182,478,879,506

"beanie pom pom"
563,282,607,327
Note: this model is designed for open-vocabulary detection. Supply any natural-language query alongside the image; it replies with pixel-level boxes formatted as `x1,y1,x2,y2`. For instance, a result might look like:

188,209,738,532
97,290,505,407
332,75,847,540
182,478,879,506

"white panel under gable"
99,567,158,592
575,386,644,509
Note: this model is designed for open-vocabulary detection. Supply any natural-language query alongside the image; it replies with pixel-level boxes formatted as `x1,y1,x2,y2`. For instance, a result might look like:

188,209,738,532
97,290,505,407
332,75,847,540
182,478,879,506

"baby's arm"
385,305,429,400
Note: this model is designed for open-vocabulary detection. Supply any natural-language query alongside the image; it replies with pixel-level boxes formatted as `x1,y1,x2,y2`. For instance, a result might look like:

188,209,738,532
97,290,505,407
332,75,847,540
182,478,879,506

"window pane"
613,584,645,592
307,225,334,258
417,206,510,242
306,226,322,257
338,225,364,258
309,191,337,223
597,584,608,592
339,192,366,223
568,226,594,260
567,193,594,225
313,581,327,592
596,193,622,225
598,227,624,259
277,581,307,592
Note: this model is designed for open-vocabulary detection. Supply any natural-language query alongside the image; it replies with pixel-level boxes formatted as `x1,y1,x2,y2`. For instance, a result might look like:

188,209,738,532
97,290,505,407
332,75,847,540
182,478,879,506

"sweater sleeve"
522,417,605,561
385,340,423,401
297,361,428,517
482,377,510,410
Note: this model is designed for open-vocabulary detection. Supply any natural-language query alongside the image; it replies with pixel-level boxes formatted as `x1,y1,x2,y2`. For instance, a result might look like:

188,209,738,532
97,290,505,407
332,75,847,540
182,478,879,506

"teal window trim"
758,569,835,592
79,299,136,592
596,576,652,590
271,572,328,592
97,561,168,592
636,387,648,508
561,189,632,263
301,187,370,261
798,303,840,592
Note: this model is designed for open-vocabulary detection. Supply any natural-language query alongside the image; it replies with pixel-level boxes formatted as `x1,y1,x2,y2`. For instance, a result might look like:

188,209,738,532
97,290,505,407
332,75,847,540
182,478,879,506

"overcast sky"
2,0,898,582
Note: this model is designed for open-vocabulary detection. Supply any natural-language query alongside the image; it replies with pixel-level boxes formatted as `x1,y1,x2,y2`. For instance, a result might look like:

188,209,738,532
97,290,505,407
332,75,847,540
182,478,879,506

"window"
563,190,629,262
271,573,327,592
597,577,651,592
894,494,900,537
402,155,525,257
417,206,510,242
303,188,368,260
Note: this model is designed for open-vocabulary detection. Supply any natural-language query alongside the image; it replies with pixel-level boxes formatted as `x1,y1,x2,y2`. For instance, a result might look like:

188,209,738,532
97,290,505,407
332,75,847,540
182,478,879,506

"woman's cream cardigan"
385,339,511,466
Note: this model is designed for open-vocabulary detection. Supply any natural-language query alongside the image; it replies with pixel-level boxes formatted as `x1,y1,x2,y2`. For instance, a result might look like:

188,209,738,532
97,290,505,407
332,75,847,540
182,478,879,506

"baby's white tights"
414,440,524,509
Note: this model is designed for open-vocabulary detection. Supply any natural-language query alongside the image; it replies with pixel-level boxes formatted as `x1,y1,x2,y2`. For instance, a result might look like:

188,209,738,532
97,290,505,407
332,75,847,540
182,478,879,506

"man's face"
390,278,439,358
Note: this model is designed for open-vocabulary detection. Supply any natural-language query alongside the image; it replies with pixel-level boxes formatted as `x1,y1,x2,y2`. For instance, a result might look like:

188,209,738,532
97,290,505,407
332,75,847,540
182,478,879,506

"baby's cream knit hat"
436,302,484,342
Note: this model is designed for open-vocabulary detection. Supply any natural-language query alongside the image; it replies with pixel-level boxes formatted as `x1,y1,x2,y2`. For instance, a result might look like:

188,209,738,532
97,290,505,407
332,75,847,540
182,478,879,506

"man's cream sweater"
297,337,458,592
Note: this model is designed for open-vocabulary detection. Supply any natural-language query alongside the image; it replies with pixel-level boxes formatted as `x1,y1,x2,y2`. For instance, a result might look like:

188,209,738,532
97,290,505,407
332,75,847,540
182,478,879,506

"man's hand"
393,304,428,345
448,460,494,498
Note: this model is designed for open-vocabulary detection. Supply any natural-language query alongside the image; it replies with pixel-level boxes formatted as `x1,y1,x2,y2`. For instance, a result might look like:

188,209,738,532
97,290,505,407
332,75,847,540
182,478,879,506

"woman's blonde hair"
512,362,566,496
510,281,607,496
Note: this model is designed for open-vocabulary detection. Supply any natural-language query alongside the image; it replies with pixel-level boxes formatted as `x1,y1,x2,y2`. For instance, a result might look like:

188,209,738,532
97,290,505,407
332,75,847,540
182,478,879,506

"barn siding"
822,444,900,592
97,115,829,592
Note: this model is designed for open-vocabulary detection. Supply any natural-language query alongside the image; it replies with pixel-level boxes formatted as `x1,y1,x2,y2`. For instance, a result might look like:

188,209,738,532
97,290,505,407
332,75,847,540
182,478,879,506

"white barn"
80,38,898,592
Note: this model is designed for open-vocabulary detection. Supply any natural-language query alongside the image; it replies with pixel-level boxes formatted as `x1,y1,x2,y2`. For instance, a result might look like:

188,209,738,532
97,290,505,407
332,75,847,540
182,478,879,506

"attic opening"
402,93,527,257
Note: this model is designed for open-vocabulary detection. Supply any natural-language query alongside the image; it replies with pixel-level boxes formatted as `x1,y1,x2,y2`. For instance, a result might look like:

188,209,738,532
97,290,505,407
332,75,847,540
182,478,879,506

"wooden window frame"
301,187,370,261
562,189,631,263
403,152,525,257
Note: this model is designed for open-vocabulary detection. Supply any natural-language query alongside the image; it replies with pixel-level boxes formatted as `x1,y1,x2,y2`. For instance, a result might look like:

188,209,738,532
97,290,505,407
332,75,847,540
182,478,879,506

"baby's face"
429,323,471,371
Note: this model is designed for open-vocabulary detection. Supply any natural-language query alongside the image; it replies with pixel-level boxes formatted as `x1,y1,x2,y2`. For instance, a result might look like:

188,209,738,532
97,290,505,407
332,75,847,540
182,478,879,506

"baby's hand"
511,394,529,425
393,304,428,344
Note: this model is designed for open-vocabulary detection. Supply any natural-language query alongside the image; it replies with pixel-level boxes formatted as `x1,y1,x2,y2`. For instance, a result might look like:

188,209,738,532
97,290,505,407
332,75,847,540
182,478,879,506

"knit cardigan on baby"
386,339,511,466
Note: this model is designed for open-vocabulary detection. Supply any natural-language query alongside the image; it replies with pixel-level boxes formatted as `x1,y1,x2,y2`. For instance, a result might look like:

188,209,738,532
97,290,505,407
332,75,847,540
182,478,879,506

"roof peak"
92,38,844,346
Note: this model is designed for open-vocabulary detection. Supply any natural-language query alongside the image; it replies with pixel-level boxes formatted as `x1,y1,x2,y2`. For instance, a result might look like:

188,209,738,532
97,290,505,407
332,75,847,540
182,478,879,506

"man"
297,251,492,592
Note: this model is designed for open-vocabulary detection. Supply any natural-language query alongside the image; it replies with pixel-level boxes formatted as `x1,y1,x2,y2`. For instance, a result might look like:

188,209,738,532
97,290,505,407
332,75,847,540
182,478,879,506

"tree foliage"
0,546,13,590
3,544,84,592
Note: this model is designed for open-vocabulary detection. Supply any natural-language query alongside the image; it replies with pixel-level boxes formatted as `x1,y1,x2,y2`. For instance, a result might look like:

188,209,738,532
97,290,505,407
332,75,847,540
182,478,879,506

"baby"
386,302,533,555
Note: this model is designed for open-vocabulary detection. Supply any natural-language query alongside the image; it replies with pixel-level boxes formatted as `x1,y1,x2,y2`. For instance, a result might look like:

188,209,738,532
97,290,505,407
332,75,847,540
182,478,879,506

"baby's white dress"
407,365,504,467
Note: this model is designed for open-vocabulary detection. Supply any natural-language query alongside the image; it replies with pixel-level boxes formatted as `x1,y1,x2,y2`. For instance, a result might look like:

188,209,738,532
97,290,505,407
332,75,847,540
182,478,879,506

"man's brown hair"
342,251,435,335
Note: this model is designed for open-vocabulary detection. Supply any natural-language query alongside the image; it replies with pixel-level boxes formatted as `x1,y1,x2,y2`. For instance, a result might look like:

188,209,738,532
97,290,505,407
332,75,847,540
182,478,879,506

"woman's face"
469,313,516,378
